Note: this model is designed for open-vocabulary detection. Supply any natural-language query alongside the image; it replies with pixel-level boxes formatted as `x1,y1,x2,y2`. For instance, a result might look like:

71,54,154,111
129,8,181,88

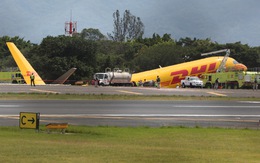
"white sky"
1,0,260,46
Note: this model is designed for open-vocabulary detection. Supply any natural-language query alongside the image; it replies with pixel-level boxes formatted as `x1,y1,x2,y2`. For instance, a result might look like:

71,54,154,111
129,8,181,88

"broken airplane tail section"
6,42,46,85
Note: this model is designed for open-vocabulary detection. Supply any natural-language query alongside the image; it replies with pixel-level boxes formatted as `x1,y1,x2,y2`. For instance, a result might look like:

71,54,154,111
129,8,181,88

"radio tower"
65,10,77,36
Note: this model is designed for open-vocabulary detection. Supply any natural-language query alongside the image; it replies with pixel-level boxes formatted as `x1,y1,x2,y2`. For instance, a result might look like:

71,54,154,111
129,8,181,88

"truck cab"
93,73,110,86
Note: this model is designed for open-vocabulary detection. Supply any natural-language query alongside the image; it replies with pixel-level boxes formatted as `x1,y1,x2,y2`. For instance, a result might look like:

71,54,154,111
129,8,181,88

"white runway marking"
172,105,260,108
207,91,227,96
36,114,260,118
30,89,60,94
239,101,260,104
0,114,254,118
0,105,19,107
117,90,143,95
1,114,260,121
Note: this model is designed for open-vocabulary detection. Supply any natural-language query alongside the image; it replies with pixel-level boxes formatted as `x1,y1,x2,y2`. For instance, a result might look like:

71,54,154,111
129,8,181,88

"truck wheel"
205,83,211,89
12,80,18,84
233,83,239,89
182,83,185,88
227,84,231,89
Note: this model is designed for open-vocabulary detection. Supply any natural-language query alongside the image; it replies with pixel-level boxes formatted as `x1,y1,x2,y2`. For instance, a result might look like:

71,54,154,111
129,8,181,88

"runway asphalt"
0,84,259,128
0,84,259,98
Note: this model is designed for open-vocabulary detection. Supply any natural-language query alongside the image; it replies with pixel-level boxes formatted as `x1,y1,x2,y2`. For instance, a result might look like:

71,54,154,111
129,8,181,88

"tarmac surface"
0,84,259,128
0,84,259,98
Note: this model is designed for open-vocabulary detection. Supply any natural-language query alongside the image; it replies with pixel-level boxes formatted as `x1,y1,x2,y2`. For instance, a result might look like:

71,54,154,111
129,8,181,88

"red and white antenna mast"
65,10,77,36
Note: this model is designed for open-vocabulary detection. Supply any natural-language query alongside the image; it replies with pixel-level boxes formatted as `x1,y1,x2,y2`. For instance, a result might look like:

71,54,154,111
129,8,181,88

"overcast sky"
1,0,260,46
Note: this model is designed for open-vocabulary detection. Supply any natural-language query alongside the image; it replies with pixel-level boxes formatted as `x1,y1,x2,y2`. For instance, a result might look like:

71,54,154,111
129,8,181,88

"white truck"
93,68,133,86
181,76,203,88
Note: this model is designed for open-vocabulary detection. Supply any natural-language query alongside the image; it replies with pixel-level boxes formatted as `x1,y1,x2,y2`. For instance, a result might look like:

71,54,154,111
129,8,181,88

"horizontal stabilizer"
52,68,77,84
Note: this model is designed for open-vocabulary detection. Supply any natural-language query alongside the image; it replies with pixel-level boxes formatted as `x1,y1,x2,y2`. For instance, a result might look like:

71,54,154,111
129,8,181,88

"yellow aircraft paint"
131,56,247,88
6,42,46,85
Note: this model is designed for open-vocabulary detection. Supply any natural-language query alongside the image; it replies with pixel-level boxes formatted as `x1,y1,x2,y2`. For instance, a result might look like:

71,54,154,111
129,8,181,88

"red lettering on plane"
26,71,37,76
170,70,188,84
191,65,207,75
208,62,217,72
170,62,217,85
26,71,31,76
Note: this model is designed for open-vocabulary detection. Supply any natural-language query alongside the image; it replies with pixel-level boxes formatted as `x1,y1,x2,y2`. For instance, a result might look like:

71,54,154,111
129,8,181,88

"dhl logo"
163,62,217,87
26,71,38,76
26,71,32,76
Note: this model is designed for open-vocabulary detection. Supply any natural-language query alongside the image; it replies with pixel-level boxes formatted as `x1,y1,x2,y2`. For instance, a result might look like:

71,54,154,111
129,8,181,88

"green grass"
0,126,259,162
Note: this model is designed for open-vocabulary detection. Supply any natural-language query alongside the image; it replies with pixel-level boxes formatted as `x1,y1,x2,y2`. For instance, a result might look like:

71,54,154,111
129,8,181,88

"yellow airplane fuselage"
131,57,247,88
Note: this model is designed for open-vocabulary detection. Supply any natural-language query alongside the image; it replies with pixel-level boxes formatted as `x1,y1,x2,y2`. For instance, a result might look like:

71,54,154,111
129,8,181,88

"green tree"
162,33,173,42
80,28,106,41
108,10,144,42
28,36,97,83
176,37,195,47
132,42,184,72
135,33,175,47
0,36,33,70
224,42,260,68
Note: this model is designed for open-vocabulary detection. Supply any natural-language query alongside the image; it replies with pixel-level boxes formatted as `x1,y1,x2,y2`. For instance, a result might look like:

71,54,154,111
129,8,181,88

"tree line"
0,10,259,84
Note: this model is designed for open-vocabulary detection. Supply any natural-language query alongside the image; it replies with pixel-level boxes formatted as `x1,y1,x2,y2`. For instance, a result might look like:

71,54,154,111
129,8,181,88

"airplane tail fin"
52,68,77,84
6,42,46,85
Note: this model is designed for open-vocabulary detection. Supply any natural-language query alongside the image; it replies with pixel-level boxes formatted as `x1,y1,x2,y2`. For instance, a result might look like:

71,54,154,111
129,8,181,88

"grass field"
0,126,260,162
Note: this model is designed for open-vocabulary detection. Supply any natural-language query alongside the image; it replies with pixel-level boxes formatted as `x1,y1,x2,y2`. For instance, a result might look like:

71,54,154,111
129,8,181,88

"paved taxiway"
0,84,259,128
0,84,259,97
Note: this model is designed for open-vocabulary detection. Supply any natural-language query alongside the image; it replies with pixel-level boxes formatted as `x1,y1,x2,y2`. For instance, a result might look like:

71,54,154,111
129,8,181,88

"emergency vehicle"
0,67,24,84
201,71,260,89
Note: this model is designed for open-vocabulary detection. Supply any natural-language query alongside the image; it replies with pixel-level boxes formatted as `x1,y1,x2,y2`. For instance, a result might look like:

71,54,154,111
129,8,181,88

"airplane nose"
234,63,247,71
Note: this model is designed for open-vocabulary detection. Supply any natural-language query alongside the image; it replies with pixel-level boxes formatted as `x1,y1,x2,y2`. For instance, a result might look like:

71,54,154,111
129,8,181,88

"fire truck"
201,71,260,89
200,49,260,89
0,67,24,84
